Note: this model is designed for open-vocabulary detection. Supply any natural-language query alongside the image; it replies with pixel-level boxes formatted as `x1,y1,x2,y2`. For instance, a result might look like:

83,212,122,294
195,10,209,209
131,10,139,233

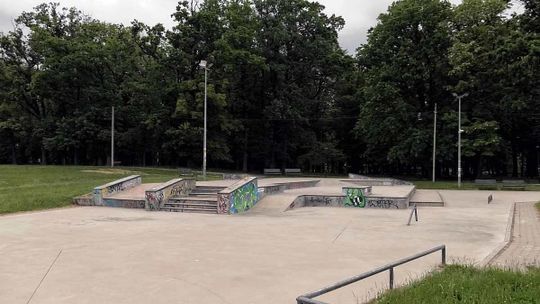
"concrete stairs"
161,186,226,214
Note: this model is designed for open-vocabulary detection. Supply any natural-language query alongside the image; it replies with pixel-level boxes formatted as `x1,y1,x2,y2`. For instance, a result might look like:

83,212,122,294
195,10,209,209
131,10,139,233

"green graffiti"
343,188,366,208
230,182,258,213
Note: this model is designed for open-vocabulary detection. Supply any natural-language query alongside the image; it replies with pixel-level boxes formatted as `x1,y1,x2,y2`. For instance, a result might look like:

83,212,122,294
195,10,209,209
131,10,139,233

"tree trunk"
10,142,17,164
476,155,482,178
73,149,79,165
520,153,525,178
242,128,248,172
512,148,518,177
41,146,47,165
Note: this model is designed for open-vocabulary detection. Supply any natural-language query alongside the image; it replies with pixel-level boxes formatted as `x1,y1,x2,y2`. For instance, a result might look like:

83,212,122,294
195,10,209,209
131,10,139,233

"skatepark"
1,175,539,304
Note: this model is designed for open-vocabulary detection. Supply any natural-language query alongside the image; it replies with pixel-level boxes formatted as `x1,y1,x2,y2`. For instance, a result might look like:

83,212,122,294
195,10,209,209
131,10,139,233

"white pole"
432,103,437,183
111,106,115,168
203,67,207,179
458,97,462,188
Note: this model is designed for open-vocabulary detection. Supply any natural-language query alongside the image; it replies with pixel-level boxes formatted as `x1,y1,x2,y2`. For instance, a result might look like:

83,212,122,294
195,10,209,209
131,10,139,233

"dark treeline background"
0,0,539,178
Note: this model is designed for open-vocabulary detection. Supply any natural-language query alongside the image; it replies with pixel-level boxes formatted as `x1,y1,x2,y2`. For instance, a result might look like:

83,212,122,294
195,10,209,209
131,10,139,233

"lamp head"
453,92,469,99
199,60,207,68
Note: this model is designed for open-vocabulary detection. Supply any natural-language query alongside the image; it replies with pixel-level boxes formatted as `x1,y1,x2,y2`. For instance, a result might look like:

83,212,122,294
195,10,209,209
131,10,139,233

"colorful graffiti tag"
343,188,366,208
217,194,229,214
145,179,195,210
145,191,164,210
229,182,258,214
104,177,141,196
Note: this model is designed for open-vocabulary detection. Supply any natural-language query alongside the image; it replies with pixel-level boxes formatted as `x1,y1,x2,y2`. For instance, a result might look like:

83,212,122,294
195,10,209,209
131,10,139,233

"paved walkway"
490,202,540,269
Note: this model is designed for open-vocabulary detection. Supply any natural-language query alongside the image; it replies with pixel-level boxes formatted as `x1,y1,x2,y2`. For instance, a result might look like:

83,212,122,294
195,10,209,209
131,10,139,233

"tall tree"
355,0,453,175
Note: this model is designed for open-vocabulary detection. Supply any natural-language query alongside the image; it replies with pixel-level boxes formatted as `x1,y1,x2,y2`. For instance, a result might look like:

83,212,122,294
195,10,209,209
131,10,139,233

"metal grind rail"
296,245,446,304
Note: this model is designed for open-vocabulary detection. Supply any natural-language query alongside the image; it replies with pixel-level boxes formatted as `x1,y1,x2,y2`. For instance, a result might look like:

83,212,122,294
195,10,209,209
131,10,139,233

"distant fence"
296,245,446,304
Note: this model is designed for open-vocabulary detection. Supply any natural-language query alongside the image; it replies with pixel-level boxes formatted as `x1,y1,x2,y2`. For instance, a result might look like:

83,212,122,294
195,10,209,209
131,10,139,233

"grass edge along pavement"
373,264,540,304
536,201,540,212
0,165,222,214
412,180,540,191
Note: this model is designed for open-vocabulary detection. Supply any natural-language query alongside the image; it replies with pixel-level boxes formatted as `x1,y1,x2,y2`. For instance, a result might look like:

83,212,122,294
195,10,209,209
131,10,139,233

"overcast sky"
0,0,523,53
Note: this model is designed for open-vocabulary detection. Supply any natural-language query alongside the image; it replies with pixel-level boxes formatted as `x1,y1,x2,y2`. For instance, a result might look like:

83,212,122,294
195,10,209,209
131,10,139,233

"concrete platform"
410,190,441,202
410,190,444,207
2,189,540,304
104,183,162,200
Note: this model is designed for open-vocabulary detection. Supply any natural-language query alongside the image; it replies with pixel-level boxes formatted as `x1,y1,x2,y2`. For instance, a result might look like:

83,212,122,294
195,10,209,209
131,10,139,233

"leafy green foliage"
0,0,538,179
376,265,540,304
355,0,453,175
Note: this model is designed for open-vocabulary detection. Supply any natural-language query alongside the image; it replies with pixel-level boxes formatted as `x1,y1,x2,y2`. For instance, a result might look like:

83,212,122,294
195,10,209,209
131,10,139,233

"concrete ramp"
248,193,300,215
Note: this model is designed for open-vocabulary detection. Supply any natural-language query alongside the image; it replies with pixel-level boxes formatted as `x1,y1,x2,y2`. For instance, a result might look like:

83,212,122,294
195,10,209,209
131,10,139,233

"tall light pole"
453,93,468,188
199,60,208,179
111,106,115,168
432,103,437,183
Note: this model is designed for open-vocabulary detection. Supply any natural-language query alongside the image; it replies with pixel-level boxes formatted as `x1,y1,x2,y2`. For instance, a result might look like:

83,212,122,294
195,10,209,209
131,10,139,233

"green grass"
536,202,540,212
412,180,540,191
412,180,479,190
0,165,221,214
375,265,540,304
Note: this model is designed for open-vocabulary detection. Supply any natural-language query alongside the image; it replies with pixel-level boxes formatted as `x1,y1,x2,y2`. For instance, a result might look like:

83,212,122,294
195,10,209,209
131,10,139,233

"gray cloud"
316,0,467,53
0,0,522,52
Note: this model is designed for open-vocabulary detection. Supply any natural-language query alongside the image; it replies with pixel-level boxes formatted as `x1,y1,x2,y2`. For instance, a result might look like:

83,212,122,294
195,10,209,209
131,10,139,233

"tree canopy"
0,0,538,179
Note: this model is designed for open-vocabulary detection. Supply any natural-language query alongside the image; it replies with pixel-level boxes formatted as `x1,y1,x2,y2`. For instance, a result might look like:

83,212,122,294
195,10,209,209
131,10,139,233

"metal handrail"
296,245,446,304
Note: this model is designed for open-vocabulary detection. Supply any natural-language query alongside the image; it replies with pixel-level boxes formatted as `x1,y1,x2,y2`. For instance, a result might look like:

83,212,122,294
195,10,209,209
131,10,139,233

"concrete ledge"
288,195,344,209
102,198,146,209
218,177,258,214
145,178,196,210
93,175,141,206
258,180,320,199
365,196,408,209
345,175,412,186
342,186,372,195
73,193,93,206
288,194,411,210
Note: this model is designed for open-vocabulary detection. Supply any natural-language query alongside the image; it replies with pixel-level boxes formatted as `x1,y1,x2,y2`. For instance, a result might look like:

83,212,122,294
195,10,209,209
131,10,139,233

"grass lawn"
412,180,478,190
413,180,540,191
375,265,540,304
0,165,221,214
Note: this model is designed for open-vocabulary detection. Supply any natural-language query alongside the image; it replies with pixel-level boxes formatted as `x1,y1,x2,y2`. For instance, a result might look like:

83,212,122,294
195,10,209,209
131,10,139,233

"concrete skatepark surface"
1,178,540,304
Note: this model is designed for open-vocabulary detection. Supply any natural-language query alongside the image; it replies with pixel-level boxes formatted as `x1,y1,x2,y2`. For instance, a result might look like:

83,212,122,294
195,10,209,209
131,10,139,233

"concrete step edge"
164,203,217,208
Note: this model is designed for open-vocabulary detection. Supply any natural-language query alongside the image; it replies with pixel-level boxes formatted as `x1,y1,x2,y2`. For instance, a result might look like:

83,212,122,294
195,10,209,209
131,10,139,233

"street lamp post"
432,103,437,183
199,60,208,179
536,145,540,178
111,106,115,168
453,93,468,188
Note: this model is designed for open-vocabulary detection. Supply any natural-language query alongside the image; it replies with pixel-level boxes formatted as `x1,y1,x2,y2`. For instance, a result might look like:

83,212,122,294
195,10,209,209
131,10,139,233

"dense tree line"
0,0,538,178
